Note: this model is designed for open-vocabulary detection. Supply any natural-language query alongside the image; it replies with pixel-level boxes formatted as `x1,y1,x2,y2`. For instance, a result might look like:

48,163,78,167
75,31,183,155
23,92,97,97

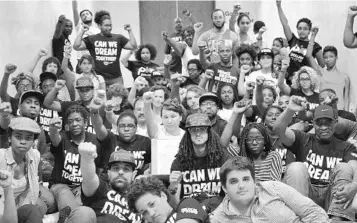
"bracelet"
308,42,315,46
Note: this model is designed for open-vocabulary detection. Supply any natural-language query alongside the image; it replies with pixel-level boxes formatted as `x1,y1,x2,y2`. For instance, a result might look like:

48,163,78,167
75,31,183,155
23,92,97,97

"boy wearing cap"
274,95,357,221
44,77,107,134
127,176,208,223
78,142,143,223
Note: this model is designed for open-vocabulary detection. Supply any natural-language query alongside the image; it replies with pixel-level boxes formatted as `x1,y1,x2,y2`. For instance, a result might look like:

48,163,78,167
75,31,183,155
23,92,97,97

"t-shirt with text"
289,88,319,111
53,34,73,71
286,130,357,185
82,179,143,223
83,34,129,80
206,63,239,94
127,60,159,80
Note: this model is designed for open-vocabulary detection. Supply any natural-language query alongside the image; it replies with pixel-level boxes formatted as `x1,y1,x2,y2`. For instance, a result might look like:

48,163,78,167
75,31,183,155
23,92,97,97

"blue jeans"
284,161,356,221
65,206,96,223
18,204,43,223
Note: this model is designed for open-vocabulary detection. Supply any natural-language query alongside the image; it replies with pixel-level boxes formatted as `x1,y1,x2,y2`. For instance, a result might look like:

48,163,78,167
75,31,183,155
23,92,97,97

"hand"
96,90,106,100
288,96,307,112
281,59,290,71
233,3,242,12
104,100,114,112
78,142,98,160
161,31,169,40
246,81,256,91
198,41,207,49
0,170,13,189
179,88,187,101
163,54,172,65
193,22,203,32
256,76,265,86
279,47,289,58
124,24,132,31
58,15,66,23
82,24,89,32
182,9,191,17
349,6,357,17
334,183,357,205
233,99,252,114
90,96,104,113
0,102,12,117
64,43,72,55
204,69,214,79
169,171,182,186
55,80,66,90
240,65,251,75
49,117,62,130
321,95,338,108
258,26,267,35
4,64,17,74
38,48,48,57
311,26,319,36
276,0,282,7
142,91,154,104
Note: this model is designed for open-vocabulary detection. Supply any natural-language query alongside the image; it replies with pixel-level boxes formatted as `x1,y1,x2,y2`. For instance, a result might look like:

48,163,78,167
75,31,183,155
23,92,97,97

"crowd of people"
2,0,357,222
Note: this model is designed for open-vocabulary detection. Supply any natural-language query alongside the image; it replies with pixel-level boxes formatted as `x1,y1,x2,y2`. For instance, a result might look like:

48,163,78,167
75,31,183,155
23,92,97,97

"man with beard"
79,143,143,223
199,92,227,137
53,14,74,71
273,96,357,221
43,104,105,221
72,1,100,72
133,97,148,137
44,76,107,134
193,9,238,64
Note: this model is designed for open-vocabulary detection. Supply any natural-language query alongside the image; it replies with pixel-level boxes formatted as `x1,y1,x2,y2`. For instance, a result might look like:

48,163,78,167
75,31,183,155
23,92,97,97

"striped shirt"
210,181,329,223
254,151,282,182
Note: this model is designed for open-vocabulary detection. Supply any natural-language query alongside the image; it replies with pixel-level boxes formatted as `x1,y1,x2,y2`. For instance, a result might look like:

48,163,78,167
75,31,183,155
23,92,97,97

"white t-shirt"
181,45,199,77
154,125,185,140
74,73,105,100
217,108,234,122
136,125,148,137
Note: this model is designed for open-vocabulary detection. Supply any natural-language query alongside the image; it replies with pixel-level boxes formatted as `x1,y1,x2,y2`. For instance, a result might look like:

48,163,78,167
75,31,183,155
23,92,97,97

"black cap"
40,72,57,84
19,90,44,105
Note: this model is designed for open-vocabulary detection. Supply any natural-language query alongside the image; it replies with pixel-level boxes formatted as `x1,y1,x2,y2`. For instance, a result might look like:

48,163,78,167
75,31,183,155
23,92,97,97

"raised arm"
0,171,17,223
229,4,241,33
0,102,13,131
0,64,17,102
43,80,65,112
191,22,204,55
198,41,210,70
198,69,213,90
142,92,159,138
182,10,198,26
273,96,307,147
276,0,293,41
72,0,80,27
73,24,88,51
344,74,351,111
162,31,186,57
54,15,66,39
163,55,172,79
123,24,138,50
62,44,77,100
26,48,48,74
277,60,291,94
255,77,266,114
78,142,100,197
120,50,134,68
344,6,357,48
49,117,63,147
238,65,250,97
90,99,109,141
306,27,323,75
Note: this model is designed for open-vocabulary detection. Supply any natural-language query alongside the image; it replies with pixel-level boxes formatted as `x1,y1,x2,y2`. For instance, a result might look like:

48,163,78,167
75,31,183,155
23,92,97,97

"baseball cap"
176,198,208,222
108,149,136,168
185,113,211,128
258,48,274,59
39,72,57,84
199,92,221,108
152,70,164,78
19,90,44,105
9,117,41,134
75,76,94,89
313,105,338,121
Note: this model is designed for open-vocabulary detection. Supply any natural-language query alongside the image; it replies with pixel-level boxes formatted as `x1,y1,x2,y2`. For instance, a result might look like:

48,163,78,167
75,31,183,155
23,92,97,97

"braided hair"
176,128,223,171
239,123,272,160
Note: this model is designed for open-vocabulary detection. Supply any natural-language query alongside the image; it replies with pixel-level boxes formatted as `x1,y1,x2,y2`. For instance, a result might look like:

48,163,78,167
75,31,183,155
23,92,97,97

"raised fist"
349,6,357,17
142,91,154,104
55,80,66,90
58,15,66,23
281,59,290,71
233,99,252,114
0,170,13,189
124,24,132,31
233,3,242,12
193,22,203,32
82,24,89,32
246,81,256,91
0,102,12,117
276,0,282,7
182,9,191,17
311,26,319,36
105,100,114,112
90,97,104,113
78,142,97,159
64,44,72,54
38,48,48,57
169,171,182,186
204,69,214,79
258,26,267,35
163,54,172,65
96,90,106,100
4,64,17,75
256,76,265,85
289,95,307,112
49,117,62,130
240,65,251,74
198,41,207,49
161,31,169,40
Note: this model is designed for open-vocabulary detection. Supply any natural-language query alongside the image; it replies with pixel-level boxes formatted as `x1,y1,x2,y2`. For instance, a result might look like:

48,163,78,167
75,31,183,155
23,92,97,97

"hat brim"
20,91,44,105
313,115,336,121
108,160,136,169
75,86,95,89
40,72,57,83
199,95,222,108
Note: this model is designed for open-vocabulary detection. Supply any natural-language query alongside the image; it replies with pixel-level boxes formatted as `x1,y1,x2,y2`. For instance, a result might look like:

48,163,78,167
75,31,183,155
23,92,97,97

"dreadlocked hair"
176,128,223,171
239,123,272,160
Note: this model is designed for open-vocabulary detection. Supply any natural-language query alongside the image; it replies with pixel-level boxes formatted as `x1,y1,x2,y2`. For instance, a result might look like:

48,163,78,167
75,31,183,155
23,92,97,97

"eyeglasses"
246,137,264,144
188,68,198,72
118,124,136,130
201,102,217,107
188,127,208,135
299,78,311,82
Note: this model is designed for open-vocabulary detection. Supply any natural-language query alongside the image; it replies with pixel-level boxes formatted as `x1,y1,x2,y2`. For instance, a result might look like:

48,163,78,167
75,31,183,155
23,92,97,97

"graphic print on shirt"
304,149,342,182
62,150,82,184
101,190,142,223
289,45,306,64
212,69,237,93
94,40,118,66
206,39,233,59
181,168,221,197
40,108,60,132
115,146,146,170
137,67,156,78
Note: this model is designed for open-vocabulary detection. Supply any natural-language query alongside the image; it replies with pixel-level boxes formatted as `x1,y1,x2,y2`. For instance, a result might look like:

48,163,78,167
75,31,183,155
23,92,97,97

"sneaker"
57,206,71,223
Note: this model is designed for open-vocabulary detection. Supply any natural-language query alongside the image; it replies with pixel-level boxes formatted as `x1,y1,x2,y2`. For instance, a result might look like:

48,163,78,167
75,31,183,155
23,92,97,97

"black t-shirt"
211,115,227,137
290,88,319,110
207,63,239,94
10,97,20,116
39,107,61,135
286,130,357,185
165,33,183,74
60,101,107,134
269,133,295,174
287,34,322,81
101,132,151,172
164,198,208,223
52,34,73,71
170,150,231,199
81,179,143,223
127,61,159,80
83,34,129,80
50,131,103,186
165,210,177,223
